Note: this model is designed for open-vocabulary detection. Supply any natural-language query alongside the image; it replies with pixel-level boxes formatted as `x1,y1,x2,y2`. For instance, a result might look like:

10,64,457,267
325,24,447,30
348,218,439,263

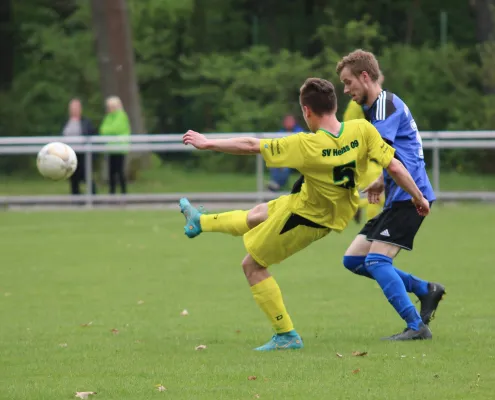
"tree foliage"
0,0,493,173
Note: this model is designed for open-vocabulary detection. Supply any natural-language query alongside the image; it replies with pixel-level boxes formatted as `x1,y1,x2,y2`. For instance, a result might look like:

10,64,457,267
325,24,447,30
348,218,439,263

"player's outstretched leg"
242,254,303,351
179,199,270,238
179,198,249,238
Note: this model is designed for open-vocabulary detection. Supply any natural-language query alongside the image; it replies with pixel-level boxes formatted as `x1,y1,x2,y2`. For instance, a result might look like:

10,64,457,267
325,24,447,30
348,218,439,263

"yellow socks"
200,210,249,236
250,276,294,334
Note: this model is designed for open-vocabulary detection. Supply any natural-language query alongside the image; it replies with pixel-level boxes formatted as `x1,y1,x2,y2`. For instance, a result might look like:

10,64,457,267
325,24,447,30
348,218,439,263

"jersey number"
333,161,357,189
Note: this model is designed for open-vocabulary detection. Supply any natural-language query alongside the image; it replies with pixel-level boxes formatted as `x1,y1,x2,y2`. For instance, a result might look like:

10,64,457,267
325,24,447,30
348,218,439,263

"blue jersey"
364,91,436,207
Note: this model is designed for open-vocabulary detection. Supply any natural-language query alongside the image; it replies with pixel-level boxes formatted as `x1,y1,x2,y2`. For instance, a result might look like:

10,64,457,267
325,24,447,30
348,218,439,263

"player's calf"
365,253,425,334
179,199,255,237
243,254,303,351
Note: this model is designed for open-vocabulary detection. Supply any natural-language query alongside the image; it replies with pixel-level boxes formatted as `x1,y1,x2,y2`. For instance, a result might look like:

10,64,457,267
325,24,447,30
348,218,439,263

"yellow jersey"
259,120,395,231
343,100,383,190
343,100,365,121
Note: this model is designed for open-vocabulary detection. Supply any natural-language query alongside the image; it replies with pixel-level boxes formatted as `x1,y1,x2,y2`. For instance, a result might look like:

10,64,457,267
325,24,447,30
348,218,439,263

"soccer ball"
37,142,78,181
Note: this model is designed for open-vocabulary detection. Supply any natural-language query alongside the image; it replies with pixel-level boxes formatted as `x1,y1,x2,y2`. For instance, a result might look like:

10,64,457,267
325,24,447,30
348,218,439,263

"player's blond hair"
336,49,382,82
299,78,337,116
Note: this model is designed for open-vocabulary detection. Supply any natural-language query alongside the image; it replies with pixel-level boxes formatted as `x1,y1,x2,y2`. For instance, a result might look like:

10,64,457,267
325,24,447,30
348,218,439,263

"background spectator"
61,98,97,195
99,96,131,194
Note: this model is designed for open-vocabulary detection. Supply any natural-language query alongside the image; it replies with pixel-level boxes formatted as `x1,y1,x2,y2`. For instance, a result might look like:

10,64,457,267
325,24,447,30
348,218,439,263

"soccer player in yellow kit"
180,78,430,351
344,99,384,222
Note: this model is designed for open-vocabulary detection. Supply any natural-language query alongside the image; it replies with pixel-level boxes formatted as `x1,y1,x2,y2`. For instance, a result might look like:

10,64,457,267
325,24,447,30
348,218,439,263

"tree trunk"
191,0,207,52
90,0,148,180
91,0,145,135
0,0,13,91
472,0,494,42
90,0,117,103
49,0,78,19
471,0,495,94
405,0,421,44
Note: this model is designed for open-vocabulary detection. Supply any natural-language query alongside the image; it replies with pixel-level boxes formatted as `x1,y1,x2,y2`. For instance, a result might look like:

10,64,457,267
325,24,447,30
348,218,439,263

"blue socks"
342,254,429,330
342,256,372,278
364,253,423,330
394,268,429,297
343,255,429,297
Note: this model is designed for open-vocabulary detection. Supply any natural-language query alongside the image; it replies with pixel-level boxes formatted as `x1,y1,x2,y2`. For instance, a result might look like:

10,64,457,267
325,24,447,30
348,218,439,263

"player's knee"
242,254,256,275
247,203,268,229
363,253,391,273
242,254,268,283
342,255,366,273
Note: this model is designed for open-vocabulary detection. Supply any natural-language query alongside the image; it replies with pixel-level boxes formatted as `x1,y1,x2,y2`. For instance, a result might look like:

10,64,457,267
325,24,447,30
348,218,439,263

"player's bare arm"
183,130,260,155
380,158,430,216
362,173,384,204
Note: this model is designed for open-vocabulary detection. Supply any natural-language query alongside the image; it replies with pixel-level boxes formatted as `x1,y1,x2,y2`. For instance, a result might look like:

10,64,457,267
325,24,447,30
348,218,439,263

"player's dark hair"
336,49,381,82
299,78,337,116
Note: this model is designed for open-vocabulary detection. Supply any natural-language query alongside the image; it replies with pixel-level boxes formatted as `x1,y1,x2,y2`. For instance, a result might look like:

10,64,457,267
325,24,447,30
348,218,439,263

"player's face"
340,66,369,105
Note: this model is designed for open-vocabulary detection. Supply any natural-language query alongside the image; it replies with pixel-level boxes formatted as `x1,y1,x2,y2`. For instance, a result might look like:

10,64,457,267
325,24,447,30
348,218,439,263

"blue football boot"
254,330,304,351
179,198,203,238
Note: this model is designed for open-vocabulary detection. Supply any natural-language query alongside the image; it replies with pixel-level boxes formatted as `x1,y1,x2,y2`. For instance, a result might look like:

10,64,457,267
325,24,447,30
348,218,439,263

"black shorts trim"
290,175,305,194
280,213,326,234
359,200,432,251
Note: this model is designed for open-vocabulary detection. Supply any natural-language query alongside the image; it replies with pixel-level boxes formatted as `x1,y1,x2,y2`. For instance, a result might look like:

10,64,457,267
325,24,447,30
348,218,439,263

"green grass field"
1,204,494,399
2,164,495,195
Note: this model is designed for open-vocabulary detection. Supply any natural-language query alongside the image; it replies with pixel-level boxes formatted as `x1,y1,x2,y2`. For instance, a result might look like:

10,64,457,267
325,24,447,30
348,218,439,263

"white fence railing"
1,131,495,208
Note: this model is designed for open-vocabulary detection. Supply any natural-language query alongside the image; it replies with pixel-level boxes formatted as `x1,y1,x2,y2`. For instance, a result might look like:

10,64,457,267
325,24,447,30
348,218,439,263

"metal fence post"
84,139,93,208
255,133,264,204
432,131,440,193
256,152,264,204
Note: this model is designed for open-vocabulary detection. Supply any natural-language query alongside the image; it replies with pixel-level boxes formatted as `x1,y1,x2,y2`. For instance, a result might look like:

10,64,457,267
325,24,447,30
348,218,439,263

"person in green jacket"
99,96,131,194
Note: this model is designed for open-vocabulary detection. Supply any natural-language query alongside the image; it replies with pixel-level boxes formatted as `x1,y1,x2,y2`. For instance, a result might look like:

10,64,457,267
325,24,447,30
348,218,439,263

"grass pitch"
0,204,494,399
2,164,495,195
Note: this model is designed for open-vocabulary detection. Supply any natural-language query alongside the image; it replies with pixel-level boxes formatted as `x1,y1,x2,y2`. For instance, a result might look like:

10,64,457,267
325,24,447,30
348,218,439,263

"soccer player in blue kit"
337,50,445,340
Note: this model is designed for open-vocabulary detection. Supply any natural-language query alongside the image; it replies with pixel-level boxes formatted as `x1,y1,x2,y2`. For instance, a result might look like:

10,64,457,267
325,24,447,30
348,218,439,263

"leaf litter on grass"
75,392,96,399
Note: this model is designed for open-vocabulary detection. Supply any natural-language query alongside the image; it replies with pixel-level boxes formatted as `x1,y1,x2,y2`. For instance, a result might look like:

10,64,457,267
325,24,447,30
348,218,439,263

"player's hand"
412,196,430,216
362,178,385,204
183,130,209,150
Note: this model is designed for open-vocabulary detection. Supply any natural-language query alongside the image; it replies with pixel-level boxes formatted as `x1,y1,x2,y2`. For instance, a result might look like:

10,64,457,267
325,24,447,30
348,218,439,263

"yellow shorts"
243,195,331,268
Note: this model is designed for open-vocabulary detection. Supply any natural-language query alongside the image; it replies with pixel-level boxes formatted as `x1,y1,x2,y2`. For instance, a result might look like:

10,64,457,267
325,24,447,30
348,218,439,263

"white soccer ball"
37,142,78,181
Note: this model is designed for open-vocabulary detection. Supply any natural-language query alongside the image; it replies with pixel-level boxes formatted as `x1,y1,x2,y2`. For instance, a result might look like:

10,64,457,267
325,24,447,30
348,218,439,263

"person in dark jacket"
61,98,97,194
